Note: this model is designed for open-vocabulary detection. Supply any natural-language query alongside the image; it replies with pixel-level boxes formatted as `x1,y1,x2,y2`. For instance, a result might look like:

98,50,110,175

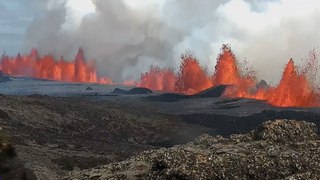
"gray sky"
0,0,46,54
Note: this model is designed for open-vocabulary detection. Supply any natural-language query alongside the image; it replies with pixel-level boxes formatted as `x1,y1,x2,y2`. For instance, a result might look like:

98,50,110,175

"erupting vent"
140,45,319,107
0,49,112,84
1,45,318,107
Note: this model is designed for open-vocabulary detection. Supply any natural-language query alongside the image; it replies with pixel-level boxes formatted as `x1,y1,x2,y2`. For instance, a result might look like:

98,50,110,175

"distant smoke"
23,0,320,83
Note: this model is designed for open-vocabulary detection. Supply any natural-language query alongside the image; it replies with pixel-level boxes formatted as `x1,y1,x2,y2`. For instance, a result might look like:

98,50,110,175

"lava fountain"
175,54,213,94
139,44,320,107
262,59,316,107
212,46,319,107
139,65,176,92
0,49,112,84
2,45,319,107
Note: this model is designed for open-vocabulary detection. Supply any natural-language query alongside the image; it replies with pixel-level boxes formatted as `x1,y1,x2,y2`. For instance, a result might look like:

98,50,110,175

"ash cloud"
23,0,320,83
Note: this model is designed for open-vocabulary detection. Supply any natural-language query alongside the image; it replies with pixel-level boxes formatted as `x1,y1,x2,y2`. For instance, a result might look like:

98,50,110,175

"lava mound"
146,85,227,102
110,88,128,94
128,87,153,94
67,119,320,179
111,87,153,95
256,79,269,89
194,85,228,98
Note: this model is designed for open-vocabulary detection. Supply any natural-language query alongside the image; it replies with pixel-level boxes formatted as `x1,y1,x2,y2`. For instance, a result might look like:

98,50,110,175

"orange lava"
175,54,213,94
139,65,176,92
1,45,318,107
0,49,112,84
213,45,256,98
259,59,316,107
213,46,318,107
139,44,319,107
214,45,241,85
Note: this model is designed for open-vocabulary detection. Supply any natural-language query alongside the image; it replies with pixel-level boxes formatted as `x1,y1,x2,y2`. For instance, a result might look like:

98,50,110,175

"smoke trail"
23,0,320,83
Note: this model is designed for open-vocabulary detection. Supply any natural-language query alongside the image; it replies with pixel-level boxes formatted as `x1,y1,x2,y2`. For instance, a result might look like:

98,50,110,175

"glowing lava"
2,45,319,107
213,45,241,85
263,59,316,107
139,45,320,107
139,65,176,92
213,47,318,107
213,45,256,98
175,54,212,94
0,49,112,84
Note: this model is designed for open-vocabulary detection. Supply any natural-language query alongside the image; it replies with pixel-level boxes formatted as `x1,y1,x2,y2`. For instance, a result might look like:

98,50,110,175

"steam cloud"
22,0,320,83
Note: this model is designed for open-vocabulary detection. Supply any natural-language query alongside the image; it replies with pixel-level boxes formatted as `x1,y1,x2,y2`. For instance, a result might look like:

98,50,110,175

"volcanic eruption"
175,54,213,94
139,66,176,92
1,44,319,107
139,44,320,107
0,48,112,84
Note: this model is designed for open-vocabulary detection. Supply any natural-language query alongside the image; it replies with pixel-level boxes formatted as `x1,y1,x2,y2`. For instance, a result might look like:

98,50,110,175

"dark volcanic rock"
195,85,227,98
111,87,152,95
256,79,269,89
127,87,153,95
0,127,36,180
66,119,320,179
253,119,318,143
0,71,11,83
146,85,227,102
146,93,190,102
86,87,93,91
110,88,128,94
0,95,196,179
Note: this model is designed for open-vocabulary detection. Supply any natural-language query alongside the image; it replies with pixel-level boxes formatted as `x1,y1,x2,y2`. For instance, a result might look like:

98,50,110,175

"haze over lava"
1,49,112,84
2,0,320,83
139,45,319,107
1,44,319,108
1,0,320,107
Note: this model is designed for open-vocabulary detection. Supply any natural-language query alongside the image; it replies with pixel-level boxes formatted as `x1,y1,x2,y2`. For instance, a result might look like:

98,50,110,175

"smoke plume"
23,0,320,83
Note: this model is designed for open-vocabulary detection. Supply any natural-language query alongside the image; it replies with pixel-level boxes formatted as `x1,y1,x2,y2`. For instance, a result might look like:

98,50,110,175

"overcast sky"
1,0,320,83
0,0,44,54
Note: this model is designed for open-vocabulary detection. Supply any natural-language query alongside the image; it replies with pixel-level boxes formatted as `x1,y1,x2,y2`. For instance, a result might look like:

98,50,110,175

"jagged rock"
252,119,318,143
110,88,128,94
127,88,152,95
256,79,269,89
66,119,320,179
146,85,228,102
195,85,228,98
86,87,93,91
110,87,152,95
0,127,37,180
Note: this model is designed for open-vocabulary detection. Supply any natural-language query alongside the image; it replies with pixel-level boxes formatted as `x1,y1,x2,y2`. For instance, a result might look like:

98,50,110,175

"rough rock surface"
256,79,269,90
110,87,153,95
0,95,204,179
195,85,227,98
127,88,153,95
0,127,36,179
66,119,320,179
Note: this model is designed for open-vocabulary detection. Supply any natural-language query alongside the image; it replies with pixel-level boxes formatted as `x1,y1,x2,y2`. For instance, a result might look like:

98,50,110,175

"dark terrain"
1,84,320,179
67,119,320,179
0,94,197,179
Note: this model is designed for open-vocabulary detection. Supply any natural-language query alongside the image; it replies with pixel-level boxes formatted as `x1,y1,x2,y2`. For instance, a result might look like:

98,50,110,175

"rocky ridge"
66,119,320,179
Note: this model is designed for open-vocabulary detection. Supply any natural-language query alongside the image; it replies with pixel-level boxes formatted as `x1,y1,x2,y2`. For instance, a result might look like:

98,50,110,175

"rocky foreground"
67,119,320,179
0,127,36,179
